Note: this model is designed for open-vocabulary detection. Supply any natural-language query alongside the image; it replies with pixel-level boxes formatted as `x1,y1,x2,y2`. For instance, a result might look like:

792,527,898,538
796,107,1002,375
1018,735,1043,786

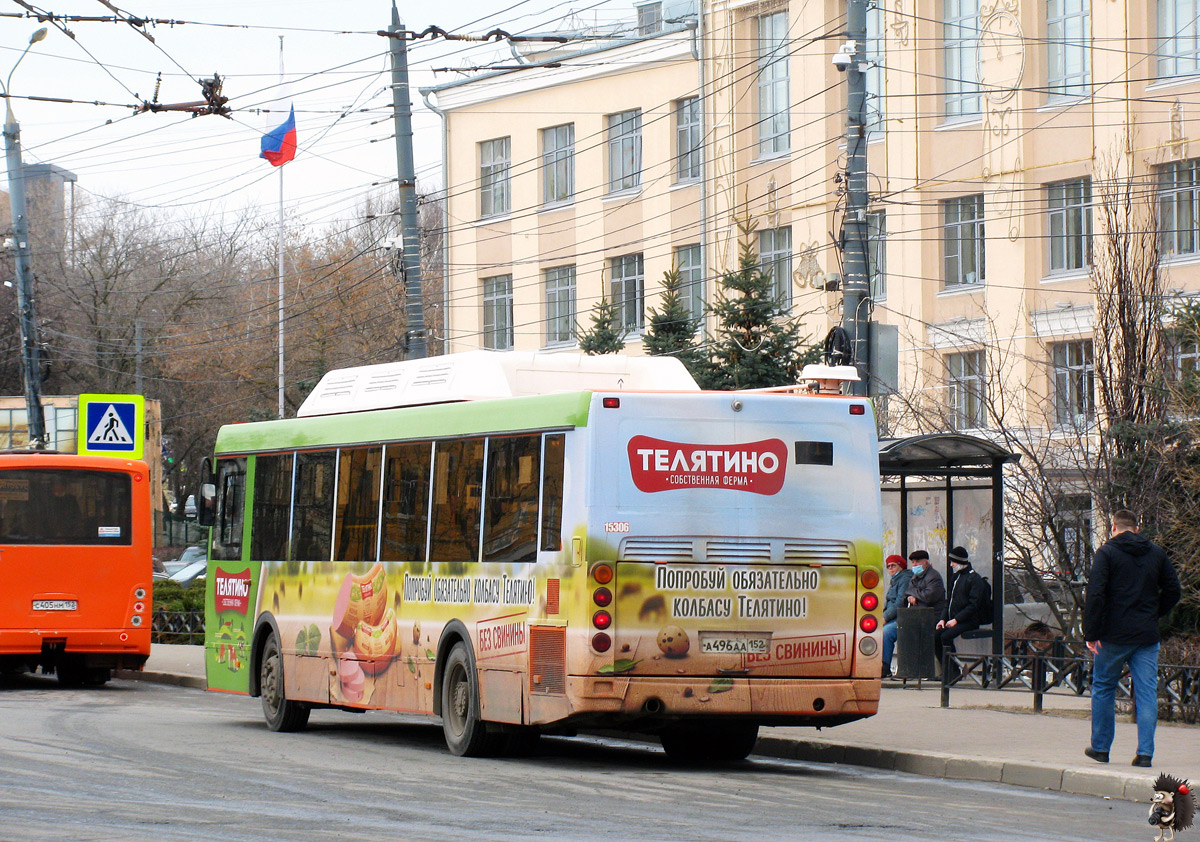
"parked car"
162,545,206,577
183,495,197,519
169,558,207,588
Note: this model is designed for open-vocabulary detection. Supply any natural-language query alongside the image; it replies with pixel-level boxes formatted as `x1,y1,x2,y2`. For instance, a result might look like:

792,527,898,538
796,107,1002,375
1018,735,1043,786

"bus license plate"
32,600,77,612
699,633,770,655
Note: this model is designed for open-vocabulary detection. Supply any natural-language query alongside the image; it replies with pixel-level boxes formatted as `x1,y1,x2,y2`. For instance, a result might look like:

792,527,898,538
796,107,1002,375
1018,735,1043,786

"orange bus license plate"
32,600,78,611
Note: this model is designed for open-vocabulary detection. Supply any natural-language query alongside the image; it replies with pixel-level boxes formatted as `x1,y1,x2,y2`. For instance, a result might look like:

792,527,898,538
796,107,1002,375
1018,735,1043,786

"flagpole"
276,36,285,420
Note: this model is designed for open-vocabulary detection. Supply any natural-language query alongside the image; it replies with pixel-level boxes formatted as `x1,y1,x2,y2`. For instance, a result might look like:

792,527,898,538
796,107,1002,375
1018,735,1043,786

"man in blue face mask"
904,549,947,614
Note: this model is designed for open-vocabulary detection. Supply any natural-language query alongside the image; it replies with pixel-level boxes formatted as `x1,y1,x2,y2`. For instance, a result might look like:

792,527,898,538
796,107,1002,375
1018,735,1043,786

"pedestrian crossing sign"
77,394,144,459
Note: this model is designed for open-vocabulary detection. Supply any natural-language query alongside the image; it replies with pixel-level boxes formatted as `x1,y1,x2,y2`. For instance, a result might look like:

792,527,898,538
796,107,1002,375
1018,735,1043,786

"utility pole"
389,3,427,360
838,0,870,397
3,28,49,448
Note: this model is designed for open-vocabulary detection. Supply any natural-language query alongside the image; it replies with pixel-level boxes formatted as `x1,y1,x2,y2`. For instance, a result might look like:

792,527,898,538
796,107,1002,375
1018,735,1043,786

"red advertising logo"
214,567,252,615
627,436,788,495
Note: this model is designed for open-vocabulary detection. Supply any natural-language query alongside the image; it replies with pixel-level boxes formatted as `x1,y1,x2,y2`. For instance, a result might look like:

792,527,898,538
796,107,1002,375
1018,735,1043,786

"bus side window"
381,442,431,563
252,454,293,561
211,457,246,562
430,438,483,564
334,447,382,562
483,434,540,564
540,434,565,552
292,451,336,562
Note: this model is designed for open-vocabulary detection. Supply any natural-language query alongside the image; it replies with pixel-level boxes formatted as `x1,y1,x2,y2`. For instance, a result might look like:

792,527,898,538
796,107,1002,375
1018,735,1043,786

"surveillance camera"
832,40,856,72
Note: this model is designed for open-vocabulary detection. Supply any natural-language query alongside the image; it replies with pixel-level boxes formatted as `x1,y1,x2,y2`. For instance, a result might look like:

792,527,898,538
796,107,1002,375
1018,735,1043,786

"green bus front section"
213,391,594,456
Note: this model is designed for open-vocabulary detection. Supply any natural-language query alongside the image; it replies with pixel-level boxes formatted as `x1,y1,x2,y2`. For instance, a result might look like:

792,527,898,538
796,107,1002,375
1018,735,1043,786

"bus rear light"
858,637,877,656
593,587,612,607
849,404,866,415
602,397,621,409
133,474,143,481
592,563,614,585
860,569,880,589
131,615,143,627
592,610,612,630
860,593,878,611
119,633,129,642
592,632,612,652
134,588,146,600
859,615,878,634
133,602,145,613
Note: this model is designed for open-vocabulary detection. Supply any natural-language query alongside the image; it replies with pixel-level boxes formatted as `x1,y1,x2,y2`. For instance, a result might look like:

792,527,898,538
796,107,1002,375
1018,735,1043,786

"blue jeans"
1091,641,1160,758
882,621,898,671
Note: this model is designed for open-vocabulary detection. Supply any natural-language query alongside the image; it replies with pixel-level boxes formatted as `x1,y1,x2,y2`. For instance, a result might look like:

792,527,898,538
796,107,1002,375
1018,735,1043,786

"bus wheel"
440,642,503,757
660,723,759,763
260,634,310,732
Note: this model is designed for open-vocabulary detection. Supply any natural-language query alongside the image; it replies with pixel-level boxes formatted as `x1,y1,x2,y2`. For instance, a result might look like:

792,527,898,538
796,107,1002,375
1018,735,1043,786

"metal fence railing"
941,637,1200,723
155,512,208,549
151,609,205,645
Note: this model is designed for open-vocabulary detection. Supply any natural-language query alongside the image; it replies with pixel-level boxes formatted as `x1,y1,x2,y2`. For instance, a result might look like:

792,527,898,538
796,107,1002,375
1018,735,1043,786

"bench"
953,627,994,657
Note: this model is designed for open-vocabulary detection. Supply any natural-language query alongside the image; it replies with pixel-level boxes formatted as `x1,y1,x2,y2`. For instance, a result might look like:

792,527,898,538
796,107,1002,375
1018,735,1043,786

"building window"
675,97,702,182
637,2,663,35
947,350,987,429
1047,0,1090,98
544,266,576,346
865,2,885,135
757,11,791,156
1054,493,1093,572
610,253,645,331
483,274,514,350
480,137,510,218
867,210,887,299
943,194,985,286
675,244,704,320
1158,0,1200,78
1047,178,1092,272
1051,340,1094,425
541,124,574,206
944,0,981,117
1159,158,1200,256
607,110,642,193
1171,332,1200,379
758,226,792,306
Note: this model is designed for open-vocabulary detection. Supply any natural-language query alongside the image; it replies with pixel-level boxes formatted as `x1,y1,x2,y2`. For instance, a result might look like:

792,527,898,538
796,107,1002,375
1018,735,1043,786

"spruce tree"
698,228,810,390
577,296,627,355
643,265,705,379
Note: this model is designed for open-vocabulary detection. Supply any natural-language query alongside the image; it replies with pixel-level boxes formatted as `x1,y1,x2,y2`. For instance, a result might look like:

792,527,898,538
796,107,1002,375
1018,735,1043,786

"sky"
1,0,640,233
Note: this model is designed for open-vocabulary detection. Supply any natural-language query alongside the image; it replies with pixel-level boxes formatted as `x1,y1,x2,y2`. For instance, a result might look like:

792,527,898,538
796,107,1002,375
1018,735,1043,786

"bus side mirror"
197,459,217,527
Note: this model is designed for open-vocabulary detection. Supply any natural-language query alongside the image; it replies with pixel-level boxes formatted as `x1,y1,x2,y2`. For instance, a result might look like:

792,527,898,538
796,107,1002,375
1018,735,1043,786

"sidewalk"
122,644,1200,802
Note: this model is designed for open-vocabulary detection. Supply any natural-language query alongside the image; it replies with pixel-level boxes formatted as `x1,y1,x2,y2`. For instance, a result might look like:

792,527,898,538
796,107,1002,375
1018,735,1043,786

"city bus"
0,452,153,685
201,351,883,759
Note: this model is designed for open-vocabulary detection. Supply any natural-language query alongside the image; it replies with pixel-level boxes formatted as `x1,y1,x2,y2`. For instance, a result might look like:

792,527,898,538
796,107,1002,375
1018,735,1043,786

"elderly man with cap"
879,554,914,678
934,546,988,679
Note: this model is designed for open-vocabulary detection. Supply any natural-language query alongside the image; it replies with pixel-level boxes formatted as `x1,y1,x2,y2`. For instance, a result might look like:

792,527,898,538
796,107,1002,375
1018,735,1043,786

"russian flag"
260,105,296,167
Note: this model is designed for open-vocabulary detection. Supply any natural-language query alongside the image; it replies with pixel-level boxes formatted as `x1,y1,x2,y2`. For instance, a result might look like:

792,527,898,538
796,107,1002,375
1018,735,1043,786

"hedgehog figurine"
1150,773,1196,842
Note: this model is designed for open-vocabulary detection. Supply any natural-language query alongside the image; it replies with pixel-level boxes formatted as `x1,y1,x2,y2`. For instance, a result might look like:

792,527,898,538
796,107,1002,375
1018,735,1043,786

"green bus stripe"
214,391,593,455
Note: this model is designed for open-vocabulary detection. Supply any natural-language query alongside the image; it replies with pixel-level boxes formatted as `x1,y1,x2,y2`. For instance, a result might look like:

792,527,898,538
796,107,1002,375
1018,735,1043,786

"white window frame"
544,266,576,346
607,110,642,193
1158,0,1200,78
757,12,791,156
541,124,574,207
1047,178,1092,273
1159,158,1200,256
868,210,887,300
1051,340,1095,425
947,349,987,429
480,137,510,218
675,97,702,182
482,274,514,351
675,244,705,321
610,253,645,331
943,0,981,118
758,226,793,306
865,2,885,135
1047,0,1090,98
943,194,985,287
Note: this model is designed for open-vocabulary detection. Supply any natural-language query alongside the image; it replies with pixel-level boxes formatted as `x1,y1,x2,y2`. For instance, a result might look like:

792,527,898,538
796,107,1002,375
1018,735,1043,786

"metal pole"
839,0,870,396
390,3,427,359
4,107,46,448
278,166,285,419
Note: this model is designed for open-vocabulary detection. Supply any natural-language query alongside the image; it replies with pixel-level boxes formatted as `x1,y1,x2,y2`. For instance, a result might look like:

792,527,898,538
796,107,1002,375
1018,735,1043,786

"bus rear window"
0,469,132,545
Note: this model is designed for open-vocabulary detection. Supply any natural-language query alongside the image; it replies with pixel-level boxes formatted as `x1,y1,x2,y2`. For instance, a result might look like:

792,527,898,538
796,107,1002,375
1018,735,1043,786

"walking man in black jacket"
1083,510,1181,768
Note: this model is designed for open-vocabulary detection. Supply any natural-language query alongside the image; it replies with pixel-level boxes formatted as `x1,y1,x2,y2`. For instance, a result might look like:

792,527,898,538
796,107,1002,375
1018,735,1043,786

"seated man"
934,546,988,678
879,554,912,678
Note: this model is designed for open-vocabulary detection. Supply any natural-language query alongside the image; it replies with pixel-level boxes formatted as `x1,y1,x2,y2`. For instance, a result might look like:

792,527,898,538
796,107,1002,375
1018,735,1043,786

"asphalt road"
0,674,1145,842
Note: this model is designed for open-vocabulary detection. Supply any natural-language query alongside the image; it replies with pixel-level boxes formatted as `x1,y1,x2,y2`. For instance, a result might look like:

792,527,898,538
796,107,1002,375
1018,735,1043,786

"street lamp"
2,26,49,449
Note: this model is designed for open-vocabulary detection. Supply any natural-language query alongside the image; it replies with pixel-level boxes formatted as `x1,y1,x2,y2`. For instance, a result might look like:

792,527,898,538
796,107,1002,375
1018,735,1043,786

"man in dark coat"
1083,510,1181,768
934,546,987,676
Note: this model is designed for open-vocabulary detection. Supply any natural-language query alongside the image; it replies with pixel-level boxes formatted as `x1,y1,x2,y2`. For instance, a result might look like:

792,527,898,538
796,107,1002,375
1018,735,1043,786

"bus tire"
260,633,310,732
440,642,502,757
660,723,759,763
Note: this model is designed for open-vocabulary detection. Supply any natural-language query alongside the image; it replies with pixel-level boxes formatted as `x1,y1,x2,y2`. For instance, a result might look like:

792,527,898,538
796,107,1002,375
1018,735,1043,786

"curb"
753,736,1149,803
113,669,206,690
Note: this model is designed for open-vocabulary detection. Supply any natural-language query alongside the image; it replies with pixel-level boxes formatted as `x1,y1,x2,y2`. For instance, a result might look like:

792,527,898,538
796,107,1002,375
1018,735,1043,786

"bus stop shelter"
878,434,1019,656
